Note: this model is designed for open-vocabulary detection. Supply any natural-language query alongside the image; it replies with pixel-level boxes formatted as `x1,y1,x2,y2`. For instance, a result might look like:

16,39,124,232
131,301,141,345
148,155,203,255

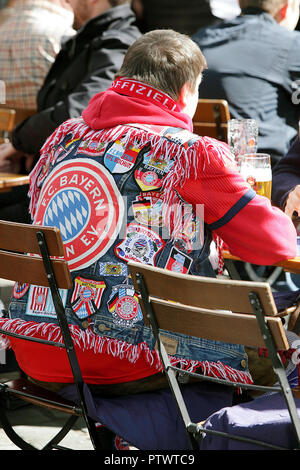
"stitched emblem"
165,246,193,274
78,138,107,157
107,283,142,327
134,151,174,191
33,158,124,271
13,282,29,299
98,262,128,277
132,191,164,227
25,285,68,318
71,276,106,320
54,134,81,164
104,140,140,173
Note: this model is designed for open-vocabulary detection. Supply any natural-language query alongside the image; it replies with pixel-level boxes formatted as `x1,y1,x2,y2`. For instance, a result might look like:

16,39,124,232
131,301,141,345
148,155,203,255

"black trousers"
0,185,31,223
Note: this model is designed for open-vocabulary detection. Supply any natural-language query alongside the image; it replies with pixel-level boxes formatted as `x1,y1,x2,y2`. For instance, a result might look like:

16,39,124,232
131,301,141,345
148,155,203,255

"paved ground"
0,282,91,451
0,372,94,451
0,283,136,452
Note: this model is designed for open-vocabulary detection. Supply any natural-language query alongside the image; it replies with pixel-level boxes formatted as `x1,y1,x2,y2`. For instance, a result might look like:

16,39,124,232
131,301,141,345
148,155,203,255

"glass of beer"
239,153,272,199
227,119,258,163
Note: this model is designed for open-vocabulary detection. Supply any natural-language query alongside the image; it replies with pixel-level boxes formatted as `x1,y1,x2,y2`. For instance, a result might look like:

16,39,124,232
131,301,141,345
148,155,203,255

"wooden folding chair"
128,260,300,451
192,98,230,142
0,105,35,127
0,108,15,144
0,220,102,450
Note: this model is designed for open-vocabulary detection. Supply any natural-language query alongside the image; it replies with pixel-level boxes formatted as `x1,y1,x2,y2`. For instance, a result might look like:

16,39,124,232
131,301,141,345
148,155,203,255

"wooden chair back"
192,99,230,142
128,261,300,450
128,261,288,352
0,108,15,143
0,220,72,289
0,220,102,449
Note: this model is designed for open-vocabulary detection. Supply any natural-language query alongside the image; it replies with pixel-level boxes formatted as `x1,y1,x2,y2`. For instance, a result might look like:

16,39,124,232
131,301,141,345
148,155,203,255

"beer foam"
240,167,272,182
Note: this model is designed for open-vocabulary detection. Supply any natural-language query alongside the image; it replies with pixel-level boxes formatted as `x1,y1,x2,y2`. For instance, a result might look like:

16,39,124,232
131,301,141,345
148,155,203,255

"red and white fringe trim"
0,318,253,385
28,118,230,271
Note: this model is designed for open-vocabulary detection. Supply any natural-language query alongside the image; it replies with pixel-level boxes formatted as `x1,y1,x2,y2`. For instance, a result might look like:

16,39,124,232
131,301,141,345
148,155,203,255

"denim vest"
8,120,250,383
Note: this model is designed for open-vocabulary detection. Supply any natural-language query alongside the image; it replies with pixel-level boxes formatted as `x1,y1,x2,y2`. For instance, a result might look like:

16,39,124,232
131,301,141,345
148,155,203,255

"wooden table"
223,249,300,275
0,172,29,192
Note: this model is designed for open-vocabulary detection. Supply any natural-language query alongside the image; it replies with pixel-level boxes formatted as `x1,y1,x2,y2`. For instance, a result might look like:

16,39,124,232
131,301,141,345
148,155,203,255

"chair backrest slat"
128,261,289,352
0,221,72,289
192,99,230,142
0,220,65,256
129,261,277,316
0,251,72,289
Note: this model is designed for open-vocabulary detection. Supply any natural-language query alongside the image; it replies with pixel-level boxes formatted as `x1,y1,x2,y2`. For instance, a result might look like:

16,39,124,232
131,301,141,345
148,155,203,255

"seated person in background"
0,30,297,403
0,0,140,223
271,136,300,331
272,136,300,217
131,0,217,35
192,0,300,167
0,0,75,111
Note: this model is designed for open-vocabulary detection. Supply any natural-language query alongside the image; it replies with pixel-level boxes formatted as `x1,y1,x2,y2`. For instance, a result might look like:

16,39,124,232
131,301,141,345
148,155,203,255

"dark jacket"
272,136,300,209
192,8,300,166
11,4,141,162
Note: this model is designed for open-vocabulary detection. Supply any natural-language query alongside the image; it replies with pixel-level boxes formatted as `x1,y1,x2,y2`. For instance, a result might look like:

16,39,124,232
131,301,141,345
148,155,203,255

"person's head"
239,0,300,30
116,29,207,117
67,0,130,30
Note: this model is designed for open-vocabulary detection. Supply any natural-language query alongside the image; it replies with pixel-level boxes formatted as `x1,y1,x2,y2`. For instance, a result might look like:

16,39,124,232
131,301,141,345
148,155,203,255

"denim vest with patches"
8,120,251,384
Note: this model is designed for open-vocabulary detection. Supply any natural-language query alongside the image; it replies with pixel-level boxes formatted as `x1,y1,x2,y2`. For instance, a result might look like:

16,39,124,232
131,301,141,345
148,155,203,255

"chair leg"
42,415,80,450
250,291,300,448
90,424,116,450
0,403,37,450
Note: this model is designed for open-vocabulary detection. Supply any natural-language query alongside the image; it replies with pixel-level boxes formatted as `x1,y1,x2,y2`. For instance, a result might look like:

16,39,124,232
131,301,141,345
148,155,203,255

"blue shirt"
192,8,300,166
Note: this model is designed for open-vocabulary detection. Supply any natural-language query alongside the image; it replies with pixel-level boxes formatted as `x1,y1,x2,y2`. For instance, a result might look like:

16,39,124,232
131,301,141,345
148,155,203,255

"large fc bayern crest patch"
34,158,124,271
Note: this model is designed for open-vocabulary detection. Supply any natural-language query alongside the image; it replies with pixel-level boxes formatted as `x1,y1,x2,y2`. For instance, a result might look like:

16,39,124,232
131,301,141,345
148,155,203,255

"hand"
284,185,300,218
0,142,25,173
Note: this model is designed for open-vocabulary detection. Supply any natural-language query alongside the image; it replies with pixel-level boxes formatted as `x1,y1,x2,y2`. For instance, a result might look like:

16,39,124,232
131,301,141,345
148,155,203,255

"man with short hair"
0,30,297,424
272,135,300,215
192,0,300,167
0,0,140,222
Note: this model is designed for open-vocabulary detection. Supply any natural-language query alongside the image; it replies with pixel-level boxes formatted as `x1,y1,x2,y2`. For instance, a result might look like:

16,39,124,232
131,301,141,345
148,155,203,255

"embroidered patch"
134,151,174,191
54,134,81,164
165,247,193,274
173,236,192,254
115,223,165,265
25,285,68,318
13,282,29,299
132,191,164,227
104,140,140,173
33,159,124,271
98,262,128,277
173,207,202,253
71,276,106,320
36,160,51,187
107,283,142,327
77,138,107,157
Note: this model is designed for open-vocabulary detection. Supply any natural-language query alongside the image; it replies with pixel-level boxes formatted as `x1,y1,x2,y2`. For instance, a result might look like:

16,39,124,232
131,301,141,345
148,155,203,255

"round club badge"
107,284,142,327
115,223,165,265
33,158,124,271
